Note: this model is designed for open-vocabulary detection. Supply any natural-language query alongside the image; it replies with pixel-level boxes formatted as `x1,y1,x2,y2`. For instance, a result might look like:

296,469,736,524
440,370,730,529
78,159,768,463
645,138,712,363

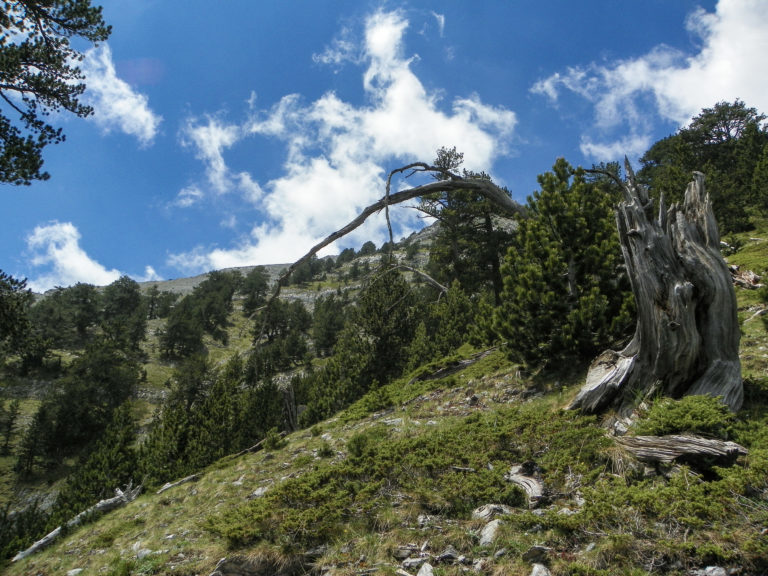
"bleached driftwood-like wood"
569,163,743,415
617,435,747,464
13,482,142,562
156,473,199,494
504,464,544,508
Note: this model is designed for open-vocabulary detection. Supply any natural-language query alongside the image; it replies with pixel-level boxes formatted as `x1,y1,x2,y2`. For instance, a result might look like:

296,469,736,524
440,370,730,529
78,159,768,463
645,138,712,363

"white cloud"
432,12,446,37
179,116,265,205
26,222,122,292
136,266,163,282
26,222,160,291
580,133,653,162
174,184,204,208
81,44,162,145
531,0,768,159
180,115,241,193
312,26,361,67
170,8,517,273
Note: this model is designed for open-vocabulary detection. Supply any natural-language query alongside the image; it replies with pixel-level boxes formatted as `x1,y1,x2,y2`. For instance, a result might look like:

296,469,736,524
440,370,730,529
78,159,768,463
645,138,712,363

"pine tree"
311,293,347,356
1,398,20,455
50,402,138,526
355,267,416,383
494,159,634,366
0,270,32,359
0,0,111,185
101,276,147,354
639,100,768,232
421,147,514,301
241,266,270,316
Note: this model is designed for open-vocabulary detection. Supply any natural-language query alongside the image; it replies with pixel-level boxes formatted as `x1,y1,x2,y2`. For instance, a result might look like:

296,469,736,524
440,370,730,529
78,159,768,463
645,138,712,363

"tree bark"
616,434,747,464
13,482,142,562
569,162,743,415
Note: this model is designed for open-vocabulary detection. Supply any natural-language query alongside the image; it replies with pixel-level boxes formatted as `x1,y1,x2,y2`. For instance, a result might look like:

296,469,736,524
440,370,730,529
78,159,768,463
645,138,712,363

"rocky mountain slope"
3,228,768,576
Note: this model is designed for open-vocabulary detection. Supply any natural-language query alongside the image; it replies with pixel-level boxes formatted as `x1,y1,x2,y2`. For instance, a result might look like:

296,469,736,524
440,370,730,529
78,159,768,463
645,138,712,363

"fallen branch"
156,473,199,495
392,264,448,294
617,435,747,464
745,307,767,323
13,482,142,562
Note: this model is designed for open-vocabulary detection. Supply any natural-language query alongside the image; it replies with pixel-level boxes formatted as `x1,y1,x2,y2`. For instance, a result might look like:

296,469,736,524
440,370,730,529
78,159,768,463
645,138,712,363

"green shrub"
346,426,388,459
263,427,286,451
633,395,735,439
316,441,334,458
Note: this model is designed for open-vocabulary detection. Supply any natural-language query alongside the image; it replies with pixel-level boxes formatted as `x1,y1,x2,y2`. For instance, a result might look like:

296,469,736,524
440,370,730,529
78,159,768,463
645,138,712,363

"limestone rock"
402,557,427,571
393,545,418,560
478,519,502,548
436,545,459,563
690,568,727,576
530,563,552,576
522,545,551,564
417,562,434,576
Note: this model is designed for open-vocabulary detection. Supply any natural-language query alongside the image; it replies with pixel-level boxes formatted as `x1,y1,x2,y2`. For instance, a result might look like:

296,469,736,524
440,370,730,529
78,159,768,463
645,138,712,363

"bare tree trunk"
569,163,743,415
13,482,142,562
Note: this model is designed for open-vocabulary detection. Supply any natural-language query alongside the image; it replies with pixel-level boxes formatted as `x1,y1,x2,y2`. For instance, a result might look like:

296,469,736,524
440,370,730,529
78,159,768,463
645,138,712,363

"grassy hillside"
3,225,768,576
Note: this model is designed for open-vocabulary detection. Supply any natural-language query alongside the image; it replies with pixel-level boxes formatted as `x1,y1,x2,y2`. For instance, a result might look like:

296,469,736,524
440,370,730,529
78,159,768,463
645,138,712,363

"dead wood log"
617,435,747,464
504,463,544,508
569,163,743,415
13,482,142,562
156,473,199,495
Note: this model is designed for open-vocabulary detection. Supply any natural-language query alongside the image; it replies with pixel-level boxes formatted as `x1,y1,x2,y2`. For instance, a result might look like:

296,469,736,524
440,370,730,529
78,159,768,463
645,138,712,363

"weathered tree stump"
569,163,743,415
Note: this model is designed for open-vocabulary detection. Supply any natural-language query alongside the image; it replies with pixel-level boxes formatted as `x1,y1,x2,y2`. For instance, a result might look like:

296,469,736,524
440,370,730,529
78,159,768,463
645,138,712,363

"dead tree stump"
569,163,743,415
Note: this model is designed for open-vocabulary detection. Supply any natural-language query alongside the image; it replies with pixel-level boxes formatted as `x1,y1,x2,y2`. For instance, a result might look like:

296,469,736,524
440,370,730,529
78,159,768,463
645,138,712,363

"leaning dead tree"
13,482,142,562
263,159,742,417
568,161,743,415
266,162,525,301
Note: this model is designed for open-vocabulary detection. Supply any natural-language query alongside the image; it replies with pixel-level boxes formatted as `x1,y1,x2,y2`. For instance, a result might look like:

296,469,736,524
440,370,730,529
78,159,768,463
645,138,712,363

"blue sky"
4,0,767,292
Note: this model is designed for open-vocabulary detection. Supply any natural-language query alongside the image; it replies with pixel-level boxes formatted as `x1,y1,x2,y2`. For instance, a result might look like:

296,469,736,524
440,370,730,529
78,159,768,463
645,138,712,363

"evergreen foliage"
0,271,32,361
159,296,205,358
289,256,325,285
358,240,377,256
638,100,768,232
101,276,147,354
15,339,140,475
160,270,240,358
145,285,178,320
0,398,20,455
0,499,47,560
494,158,634,365
406,280,475,371
421,147,514,301
0,0,111,184
355,267,416,384
140,354,284,486
49,402,138,527
5,101,768,570
311,293,347,356
249,299,311,380
240,266,269,316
